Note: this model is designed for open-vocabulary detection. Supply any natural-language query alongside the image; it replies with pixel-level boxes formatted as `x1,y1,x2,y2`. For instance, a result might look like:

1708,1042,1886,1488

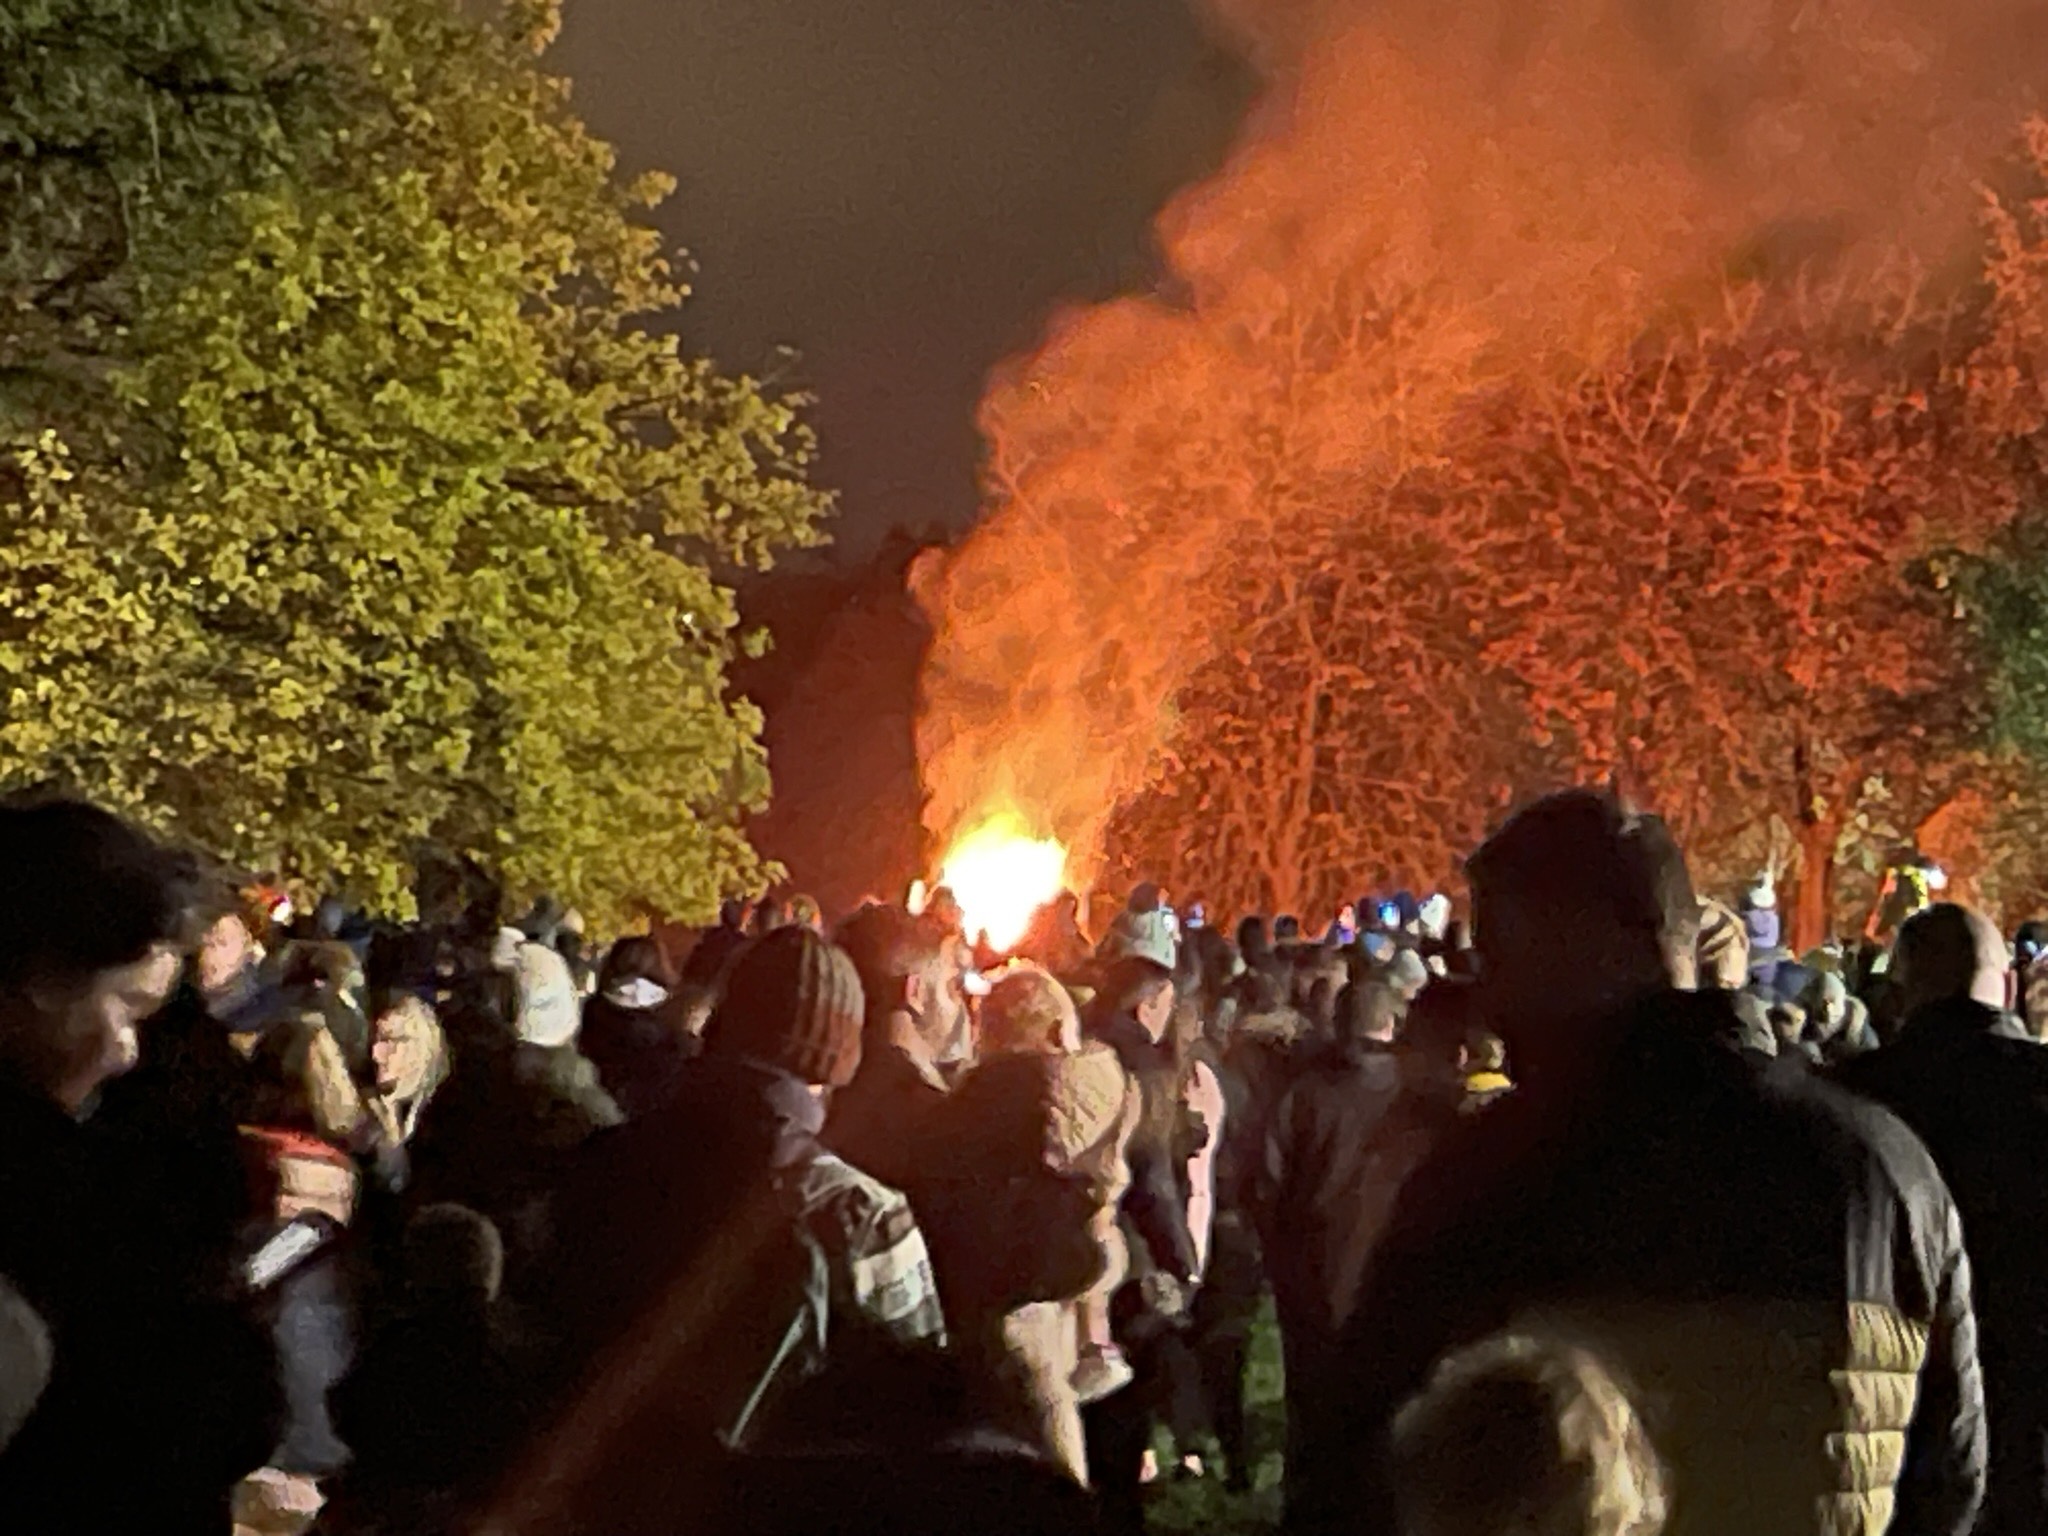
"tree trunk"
1790,814,1839,955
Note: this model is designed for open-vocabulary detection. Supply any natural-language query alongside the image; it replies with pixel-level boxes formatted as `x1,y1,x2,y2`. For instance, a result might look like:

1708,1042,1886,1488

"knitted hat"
711,927,866,1087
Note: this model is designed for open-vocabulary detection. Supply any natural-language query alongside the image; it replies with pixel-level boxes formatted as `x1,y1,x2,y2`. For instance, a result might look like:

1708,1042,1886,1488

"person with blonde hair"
1391,1334,1666,1536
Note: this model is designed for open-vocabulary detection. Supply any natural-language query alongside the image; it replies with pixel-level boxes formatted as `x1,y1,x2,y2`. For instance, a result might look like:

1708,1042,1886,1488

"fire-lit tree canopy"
0,0,830,928
920,0,2048,940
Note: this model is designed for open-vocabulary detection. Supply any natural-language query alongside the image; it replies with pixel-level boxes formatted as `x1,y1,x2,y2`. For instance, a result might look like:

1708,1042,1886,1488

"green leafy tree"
0,0,830,928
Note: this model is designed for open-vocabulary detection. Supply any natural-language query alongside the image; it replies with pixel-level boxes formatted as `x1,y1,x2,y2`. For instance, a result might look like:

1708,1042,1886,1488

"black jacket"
1840,997,2048,1536
0,1076,280,1534
578,995,700,1121
1258,1042,1448,1346
1297,989,1986,1536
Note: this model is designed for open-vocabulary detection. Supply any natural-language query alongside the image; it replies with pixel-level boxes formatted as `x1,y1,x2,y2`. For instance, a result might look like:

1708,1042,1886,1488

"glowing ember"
939,813,1068,954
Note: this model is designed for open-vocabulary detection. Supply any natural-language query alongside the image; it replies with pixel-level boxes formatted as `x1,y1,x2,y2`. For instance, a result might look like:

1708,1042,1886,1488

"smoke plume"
916,0,2048,888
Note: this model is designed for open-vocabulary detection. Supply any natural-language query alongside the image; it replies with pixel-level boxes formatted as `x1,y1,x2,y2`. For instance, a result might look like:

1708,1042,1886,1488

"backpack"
717,1212,832,1450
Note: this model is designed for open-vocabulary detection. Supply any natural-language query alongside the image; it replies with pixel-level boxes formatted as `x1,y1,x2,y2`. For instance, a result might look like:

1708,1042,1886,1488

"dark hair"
1404,975,1480,1068
1237,916,1271,961
1468,791,1696,947
835,906,951,1022
1334,980,1403,1048
402,1203,505,1309
600,934,678,992
0,797,191,993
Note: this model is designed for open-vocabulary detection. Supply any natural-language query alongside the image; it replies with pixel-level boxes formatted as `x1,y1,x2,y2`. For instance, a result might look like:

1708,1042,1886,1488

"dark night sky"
551,0,1253,558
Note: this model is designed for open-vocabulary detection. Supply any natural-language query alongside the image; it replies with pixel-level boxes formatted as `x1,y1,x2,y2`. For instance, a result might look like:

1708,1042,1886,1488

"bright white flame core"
939,814,1068,954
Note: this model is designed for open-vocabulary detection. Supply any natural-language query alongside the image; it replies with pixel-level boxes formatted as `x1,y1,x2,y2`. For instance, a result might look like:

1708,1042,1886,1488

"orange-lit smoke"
916,0,2048,885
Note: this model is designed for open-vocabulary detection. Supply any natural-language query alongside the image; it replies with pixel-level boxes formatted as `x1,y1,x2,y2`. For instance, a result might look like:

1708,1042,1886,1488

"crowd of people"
0,786,2042,1536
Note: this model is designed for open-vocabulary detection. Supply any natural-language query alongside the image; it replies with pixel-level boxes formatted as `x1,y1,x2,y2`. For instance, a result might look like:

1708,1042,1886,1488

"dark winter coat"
1258,1042,1448,1349
578,993,700,1121
0,1076,280,1535
826,1038,952,1194
514,1056,946,1536
328,1306,534,1534
1296,989,1986,1536
1840,997,2048,1536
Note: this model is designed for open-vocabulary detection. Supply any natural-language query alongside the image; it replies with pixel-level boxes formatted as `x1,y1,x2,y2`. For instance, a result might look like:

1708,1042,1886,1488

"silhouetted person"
1842,903,2048,1536
1259,981,1451,1511
1299,790,1985,1536
0,797,278,1534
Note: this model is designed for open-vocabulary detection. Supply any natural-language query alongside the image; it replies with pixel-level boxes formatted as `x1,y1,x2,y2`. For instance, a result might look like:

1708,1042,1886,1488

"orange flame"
938,812,1068,954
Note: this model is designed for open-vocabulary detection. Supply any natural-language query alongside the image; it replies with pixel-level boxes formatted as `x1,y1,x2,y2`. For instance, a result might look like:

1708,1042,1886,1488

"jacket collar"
1902,995,2034,1046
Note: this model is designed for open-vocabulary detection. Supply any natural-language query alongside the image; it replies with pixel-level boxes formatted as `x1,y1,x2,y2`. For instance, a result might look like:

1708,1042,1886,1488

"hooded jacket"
1300,988,1986,1536
1840,997,2048,1536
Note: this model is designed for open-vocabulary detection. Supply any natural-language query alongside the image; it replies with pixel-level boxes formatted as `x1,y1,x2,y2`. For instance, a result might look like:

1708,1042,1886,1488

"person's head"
176,860,255,999
0,1276,51,1456
841,908,969,1061
598,934,680,1010
1769,999,1808,1049
707,926,867,1090
1798,972,1850,1037
1273,915,1302,945
401,1203,505,1317
1392,1334,1667,1536
1098,906,1179,973
1335,980,1404,1050
1404,975,1479,1074
1103,955,1176,1042
980,963,1081,1056
1237,915,1272,962
1693,899,1751,992
1895,902,2011,1015
788,894,824,934
0,798,191,1110
1467,792,1697,1073
1127,881,1164,914
924,886,965,937
372,994,447,1104
1385,946,1432,1005
718,897,754,933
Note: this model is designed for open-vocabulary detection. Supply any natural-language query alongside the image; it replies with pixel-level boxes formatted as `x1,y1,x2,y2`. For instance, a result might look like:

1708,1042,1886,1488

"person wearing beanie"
507,927,946,1536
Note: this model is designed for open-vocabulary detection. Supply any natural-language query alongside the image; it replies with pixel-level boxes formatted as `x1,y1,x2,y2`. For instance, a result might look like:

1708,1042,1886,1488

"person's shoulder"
1765,1060,1950,1196
791,1151,913,1230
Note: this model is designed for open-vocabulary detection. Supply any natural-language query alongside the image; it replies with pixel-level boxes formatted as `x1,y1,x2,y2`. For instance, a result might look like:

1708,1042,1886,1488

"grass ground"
1144,1298,1286,1535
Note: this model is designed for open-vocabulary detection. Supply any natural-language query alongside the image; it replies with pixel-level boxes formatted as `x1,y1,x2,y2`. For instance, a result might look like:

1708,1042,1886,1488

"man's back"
1260,1043,1441,1343
1308,990,1984,1536
1841,997,2048,1536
